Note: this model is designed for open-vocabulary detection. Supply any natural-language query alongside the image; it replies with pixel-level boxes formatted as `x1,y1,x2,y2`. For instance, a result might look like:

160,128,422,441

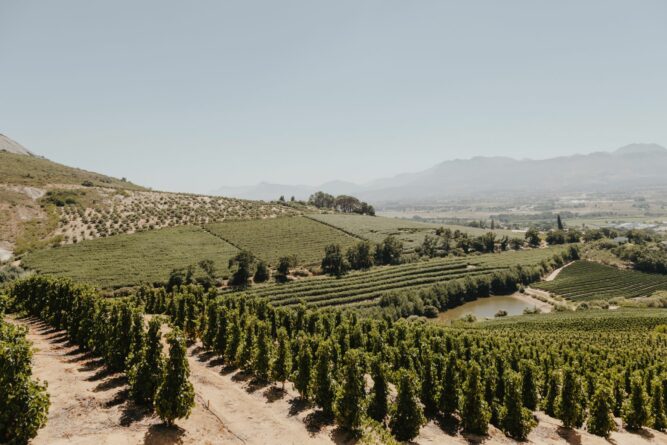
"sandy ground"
511,292,553,313
9,317,238,445
7,316,667,445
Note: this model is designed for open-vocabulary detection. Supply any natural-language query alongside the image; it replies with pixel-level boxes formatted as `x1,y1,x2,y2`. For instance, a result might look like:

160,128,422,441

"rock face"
0,134,34,156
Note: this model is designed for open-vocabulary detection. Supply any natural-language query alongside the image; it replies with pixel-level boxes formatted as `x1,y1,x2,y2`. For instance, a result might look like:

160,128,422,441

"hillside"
0,137,306,259
216,143,667,202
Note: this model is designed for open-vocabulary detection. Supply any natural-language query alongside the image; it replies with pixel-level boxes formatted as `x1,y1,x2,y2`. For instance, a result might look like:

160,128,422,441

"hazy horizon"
2,1,667,193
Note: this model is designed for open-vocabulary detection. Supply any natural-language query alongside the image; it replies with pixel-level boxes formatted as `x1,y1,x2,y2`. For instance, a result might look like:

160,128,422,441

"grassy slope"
534,260,667,301
0,151,145,190
205,216,358,265
22,226,239,288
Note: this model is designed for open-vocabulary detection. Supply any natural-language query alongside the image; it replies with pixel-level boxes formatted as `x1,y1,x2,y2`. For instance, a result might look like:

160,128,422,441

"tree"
253,322,272,381
367,359,389,423
271,328,291,389
321,244,348,277
390,370,426,441
377,235,403,265
334,195,361,213
276,256,296,282
253,261,270,283
0,322,49,444
557,368,585,428
228,250,256,287
462,362,491,435
308,191,335,209
500,371,535,440
543,371,560,417
439,352,460,417
419,353,439,417
126,310,145,371
650,379,667,431
623,373,650,430
294,338,312,400
129,318,165,407
237,319,255,371
587,383,616,437
521,361,539,410
334,350,366,433
155,328,195,426
346,241,374,270
509,237,524,250
525,227,541,247
557,214,564,230
313,341,335,418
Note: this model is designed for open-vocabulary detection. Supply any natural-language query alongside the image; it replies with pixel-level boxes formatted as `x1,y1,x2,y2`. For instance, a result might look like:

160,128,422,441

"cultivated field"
205,216,359,265
240,246,571,308
533,260,667,301
22,226,239,288
310,213,521,253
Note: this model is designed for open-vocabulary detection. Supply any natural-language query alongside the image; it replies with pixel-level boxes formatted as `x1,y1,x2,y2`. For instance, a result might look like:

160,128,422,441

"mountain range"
212,143,667,204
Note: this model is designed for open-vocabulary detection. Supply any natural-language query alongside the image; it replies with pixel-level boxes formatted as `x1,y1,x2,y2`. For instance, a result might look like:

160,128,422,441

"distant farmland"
534,260,667,301
22,226,239,288
238,246,571,309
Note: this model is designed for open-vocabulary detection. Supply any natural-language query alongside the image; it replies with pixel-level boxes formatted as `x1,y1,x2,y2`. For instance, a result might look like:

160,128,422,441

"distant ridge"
0,133,34,156
212,143,667,203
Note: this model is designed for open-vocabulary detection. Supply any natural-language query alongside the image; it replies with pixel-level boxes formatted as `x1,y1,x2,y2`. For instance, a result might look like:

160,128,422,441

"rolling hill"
213,143,667,203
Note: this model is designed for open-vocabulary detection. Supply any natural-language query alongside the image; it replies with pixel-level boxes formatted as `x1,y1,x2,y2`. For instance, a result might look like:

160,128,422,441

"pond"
435,294,547,324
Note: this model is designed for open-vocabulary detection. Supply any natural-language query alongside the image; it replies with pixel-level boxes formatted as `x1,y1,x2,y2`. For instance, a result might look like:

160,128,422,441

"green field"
238,246,571,308
475,306,667,331
534,260,667,301
205,216,358,265
309,214,521,253
22,226,239,288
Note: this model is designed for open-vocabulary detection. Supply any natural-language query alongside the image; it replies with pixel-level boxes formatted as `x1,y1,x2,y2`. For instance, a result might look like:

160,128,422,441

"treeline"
614,244,667,275
308,191,375,216
0,311,49,444
134,281,667,441
8,276,195,428
321,236,403,277
376,246,579,319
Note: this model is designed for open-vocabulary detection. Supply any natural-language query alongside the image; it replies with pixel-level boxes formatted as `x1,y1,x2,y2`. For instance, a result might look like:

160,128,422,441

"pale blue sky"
1,1,666,193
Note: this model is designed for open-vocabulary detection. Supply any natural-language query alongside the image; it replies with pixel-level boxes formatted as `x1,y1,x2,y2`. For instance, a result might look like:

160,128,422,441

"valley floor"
12,316,667,445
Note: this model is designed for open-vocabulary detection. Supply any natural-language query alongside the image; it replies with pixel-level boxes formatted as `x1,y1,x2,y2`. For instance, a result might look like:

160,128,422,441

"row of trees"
322,236,403,276
134,281,667,442
8,277,195,428
0,314,49,444
308,192,375,216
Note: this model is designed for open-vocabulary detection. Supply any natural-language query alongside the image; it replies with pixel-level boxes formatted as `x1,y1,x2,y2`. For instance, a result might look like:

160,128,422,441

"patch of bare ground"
188,344,337,444
8,317,239,445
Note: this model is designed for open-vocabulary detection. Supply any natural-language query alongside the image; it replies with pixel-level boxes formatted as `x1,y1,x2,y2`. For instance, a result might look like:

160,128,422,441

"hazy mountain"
0,133,34,156
212,180,360,201
212,143,667,203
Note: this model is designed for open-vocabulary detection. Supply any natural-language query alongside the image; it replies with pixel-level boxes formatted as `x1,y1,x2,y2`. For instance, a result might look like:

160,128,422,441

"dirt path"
8,317,238,445
545,261,574,282
187,345,337,445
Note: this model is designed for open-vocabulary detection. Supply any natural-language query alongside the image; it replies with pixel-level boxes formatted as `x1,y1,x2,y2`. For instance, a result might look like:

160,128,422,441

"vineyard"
205,216,359,265
307,213,520,253
22,226,239,288
534,260,667,301
238,246,575,309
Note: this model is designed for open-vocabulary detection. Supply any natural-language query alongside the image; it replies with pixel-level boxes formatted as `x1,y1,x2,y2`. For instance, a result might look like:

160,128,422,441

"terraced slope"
237,246,570,308
534,260,667,301
22,226,239,288
205,216,358,265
